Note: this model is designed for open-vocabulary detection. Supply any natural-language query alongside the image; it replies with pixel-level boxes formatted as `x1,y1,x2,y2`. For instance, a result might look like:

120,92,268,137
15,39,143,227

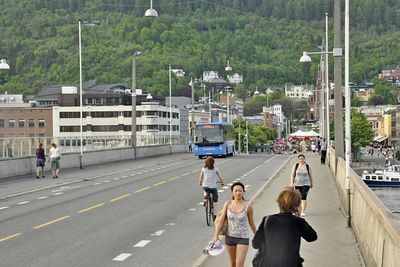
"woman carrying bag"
213,181,256,267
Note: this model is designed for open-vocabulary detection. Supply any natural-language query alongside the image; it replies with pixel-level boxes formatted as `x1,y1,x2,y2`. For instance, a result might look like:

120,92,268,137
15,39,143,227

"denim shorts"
225,235,249,246
202,187,218,202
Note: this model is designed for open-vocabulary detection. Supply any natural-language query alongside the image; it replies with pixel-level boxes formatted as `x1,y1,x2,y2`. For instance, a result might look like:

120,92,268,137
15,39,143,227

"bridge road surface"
0,153,288,267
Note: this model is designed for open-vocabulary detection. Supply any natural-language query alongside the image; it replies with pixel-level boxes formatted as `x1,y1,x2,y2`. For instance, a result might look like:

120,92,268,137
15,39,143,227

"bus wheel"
198,156,203,159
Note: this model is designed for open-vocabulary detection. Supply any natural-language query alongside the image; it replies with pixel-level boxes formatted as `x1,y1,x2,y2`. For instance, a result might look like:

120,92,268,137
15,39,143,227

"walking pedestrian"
213,181,257,267
320,138,327,164
188,139,193,152
35,143,46,178
252,186,317,267
290,154,313,217
48,143,61,178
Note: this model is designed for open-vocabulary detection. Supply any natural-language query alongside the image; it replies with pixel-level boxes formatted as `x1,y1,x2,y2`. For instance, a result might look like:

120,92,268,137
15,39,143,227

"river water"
371,187,400,219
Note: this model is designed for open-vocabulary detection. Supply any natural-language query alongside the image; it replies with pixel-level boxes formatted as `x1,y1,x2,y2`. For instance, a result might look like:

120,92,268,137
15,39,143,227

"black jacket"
252,213,317,267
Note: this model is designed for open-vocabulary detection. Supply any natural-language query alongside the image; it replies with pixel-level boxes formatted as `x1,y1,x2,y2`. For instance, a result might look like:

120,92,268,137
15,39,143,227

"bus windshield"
195,124,224,144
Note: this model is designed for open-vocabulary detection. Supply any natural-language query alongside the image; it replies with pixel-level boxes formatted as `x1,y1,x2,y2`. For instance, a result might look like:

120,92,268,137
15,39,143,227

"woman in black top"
252,186,317,267
36,143,46,178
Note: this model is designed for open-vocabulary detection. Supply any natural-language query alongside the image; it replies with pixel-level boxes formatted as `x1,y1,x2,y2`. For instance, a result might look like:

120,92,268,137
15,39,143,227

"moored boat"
362,165,400,187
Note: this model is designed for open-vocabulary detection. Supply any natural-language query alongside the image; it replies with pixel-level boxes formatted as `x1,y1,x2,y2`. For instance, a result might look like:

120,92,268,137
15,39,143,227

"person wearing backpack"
290,154,313,217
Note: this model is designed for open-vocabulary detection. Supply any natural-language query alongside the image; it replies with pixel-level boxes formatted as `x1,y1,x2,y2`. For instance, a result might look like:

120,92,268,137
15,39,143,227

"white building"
227,73,243,84
52,102,180,143
285,84,313,99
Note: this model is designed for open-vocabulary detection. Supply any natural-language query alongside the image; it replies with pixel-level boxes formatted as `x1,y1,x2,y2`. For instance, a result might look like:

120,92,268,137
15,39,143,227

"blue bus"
193,122,236,159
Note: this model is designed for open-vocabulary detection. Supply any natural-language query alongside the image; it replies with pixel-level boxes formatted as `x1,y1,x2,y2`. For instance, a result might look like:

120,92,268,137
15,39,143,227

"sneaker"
42,175,45,178
55,175,58,178
213,214,216,221
53,176,56,179
36,176,39,179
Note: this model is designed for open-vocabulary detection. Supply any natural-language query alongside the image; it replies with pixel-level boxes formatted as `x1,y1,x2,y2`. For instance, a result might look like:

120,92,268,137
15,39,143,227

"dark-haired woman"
252,186,317,267
213,181,256,267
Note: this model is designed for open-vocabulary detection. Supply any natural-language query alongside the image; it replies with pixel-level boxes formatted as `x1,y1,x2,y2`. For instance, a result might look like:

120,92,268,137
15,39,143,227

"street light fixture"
220,86,232,122
131,51,142,158
168,65,185,155
145,0,158,17
0,59,10,70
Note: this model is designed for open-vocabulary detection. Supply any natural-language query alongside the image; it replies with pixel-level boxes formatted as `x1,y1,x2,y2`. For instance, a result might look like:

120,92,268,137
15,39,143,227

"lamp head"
0,59,10,70
299,52,312,63
145,0,158,17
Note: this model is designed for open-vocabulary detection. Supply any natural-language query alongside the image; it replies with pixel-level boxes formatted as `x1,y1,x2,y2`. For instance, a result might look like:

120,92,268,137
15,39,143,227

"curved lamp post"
0,59,10,70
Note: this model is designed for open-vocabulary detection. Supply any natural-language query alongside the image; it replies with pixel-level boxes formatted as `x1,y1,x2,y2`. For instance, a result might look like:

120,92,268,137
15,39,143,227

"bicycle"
204,181,223,226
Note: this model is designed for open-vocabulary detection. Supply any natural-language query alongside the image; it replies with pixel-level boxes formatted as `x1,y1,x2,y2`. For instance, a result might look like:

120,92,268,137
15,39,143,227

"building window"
0,118,4,128
38,119,45,128
29,119,35,127
9,119,15,128
19,119,25,128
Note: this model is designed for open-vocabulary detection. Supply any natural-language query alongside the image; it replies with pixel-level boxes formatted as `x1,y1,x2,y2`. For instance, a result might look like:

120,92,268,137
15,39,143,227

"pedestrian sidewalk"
198,152,365,267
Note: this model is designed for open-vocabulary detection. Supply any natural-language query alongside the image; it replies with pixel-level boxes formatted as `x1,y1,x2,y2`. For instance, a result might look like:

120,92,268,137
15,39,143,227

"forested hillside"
0,0,399,99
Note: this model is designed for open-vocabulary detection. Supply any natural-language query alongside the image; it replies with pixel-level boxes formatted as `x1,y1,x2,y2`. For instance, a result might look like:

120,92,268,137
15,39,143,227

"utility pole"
334,0,344,158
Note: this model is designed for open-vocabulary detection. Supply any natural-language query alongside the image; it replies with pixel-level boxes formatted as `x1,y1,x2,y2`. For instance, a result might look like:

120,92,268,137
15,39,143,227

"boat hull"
362,179,400,187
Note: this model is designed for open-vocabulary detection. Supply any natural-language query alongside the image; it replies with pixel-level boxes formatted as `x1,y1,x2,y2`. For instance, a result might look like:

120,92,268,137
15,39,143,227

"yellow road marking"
78,203,105,213
34,215,70,229
153,181,167,186
191,170,198,173
169,176,180,181
111,194,131,202
181,172,191,176
135,186,150,193
0,233,22,242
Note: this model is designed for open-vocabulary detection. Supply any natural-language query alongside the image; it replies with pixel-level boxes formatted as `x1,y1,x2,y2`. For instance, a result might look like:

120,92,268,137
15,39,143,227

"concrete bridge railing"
328,148,400,267
0,144,186,179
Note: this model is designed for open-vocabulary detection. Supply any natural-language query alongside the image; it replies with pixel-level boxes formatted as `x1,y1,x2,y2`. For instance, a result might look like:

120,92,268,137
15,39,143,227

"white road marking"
0,206,9,210
189,208,196,211
18,201,30,205
245,184,251,188
218,190,224,193
113,253,132,261
94,183,101,185
198,202,205,206
113,178,120,181
104,180,110,183
150,230,166,236
37,196,48,200
133,240,151,247
165,223,176,226
223,186,229,189
122,176,128,178
52,192,64,196
130,174,136,177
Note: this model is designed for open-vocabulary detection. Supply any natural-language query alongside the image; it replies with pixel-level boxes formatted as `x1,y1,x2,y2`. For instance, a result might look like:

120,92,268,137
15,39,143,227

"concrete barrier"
328,149,400,267
0,144,186,179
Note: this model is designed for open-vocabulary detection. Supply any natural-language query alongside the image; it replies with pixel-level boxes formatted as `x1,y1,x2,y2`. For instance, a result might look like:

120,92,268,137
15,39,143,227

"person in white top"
48,143,61,178
199,156,224,214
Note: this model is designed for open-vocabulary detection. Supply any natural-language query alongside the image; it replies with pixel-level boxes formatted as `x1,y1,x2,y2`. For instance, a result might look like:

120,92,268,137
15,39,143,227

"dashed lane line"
0,233,22,242
153,181,167,187
34,215,70,229
133,240,151,247
0,206,9,210
134,187,150,193
78,203,105,214
17,201,30,205
113,253,132,261
37,196,48,200
110,194,131,202
169,176,180,181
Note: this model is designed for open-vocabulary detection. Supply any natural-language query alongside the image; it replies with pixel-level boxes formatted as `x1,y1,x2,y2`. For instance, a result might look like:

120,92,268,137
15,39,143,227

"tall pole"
227,91,230,122
246,120,249,155
334,0,344,158
131,52,139,158
344,0,351,228
191,77,195,143
169,65,172,155
208,90,212,122
78,19,83,169
238,121,241,154
325,12,330,147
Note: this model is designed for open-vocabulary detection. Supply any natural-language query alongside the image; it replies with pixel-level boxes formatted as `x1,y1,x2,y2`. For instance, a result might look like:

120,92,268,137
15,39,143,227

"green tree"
351,95,363,107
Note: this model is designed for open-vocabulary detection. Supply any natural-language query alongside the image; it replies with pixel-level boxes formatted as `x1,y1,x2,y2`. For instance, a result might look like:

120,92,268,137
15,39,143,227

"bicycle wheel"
205,194,212,226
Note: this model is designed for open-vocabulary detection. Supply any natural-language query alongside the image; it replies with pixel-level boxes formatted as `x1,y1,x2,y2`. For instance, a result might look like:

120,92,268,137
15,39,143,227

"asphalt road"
0,153,289,267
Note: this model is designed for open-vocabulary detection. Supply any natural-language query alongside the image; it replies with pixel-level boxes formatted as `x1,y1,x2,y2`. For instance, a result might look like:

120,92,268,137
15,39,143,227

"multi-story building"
378,65,400,85
284,84,313,99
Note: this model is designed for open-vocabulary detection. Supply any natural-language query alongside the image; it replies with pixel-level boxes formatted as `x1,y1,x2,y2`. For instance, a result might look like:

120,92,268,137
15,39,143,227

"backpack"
294,163,310,177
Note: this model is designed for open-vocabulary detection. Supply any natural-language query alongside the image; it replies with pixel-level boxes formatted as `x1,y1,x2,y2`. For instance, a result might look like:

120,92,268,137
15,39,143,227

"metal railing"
0,134,188,158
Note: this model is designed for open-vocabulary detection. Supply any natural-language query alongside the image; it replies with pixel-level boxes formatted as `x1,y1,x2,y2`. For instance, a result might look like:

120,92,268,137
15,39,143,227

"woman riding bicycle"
199,156,224,215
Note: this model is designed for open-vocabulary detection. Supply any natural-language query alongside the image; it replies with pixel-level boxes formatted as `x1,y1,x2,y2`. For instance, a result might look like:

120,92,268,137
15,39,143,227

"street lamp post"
131,51,142,158
220,86,232,122
168,66,185,155
0,59,10,70
78,20,83,169
344,0,351,228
